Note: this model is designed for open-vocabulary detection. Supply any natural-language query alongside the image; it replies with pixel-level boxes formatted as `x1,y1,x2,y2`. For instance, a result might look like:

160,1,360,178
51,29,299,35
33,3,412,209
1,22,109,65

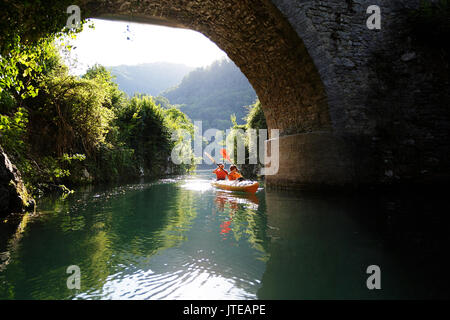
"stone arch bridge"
80,0,449,189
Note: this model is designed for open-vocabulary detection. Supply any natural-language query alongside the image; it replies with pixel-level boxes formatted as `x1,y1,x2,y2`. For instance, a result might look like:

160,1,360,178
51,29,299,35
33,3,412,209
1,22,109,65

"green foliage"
230,114,239,128
0,90,16,114
62,153,86,163
225,100,267,178
162,59,257,130
82,64,127,111
29,74,114,156
89,144,135,183
164,107,197,171
0,0,79,52
153,95,173,110
0,37,47,99
115,95,171,174
0,106,28,156
246,100,267,130
0,95,86,194
164,107,195,135
0,36,195,196
0,0,88,101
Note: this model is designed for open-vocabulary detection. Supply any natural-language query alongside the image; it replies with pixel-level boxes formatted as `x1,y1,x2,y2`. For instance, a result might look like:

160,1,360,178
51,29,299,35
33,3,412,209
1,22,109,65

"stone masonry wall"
272,0,450,186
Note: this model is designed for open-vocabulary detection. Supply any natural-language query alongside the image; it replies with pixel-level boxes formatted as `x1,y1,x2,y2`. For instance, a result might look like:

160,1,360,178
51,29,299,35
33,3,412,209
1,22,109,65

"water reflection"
0,174,267,299
1,173,448,299
258,188,450,299
214,191,259,235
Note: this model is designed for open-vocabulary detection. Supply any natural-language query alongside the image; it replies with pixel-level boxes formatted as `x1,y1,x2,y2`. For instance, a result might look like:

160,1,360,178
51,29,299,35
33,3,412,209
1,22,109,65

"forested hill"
161,59,257,130
109,62,194,96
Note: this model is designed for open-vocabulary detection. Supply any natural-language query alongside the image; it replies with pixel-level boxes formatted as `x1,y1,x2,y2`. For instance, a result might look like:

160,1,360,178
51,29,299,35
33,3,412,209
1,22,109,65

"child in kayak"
213,163,228,180
228,165,244,181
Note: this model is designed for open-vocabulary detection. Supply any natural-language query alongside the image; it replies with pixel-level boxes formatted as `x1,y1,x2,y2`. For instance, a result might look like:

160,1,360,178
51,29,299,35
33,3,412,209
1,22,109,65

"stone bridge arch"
81,0,340,189
80,0,450,189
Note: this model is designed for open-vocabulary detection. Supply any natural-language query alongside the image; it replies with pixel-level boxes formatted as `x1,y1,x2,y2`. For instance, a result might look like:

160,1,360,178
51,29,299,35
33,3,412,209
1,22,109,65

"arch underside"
80,0,364,189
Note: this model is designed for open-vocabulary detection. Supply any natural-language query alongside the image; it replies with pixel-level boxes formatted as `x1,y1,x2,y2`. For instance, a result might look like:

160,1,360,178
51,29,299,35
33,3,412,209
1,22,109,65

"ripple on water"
74,247,260,300
1,173,265,300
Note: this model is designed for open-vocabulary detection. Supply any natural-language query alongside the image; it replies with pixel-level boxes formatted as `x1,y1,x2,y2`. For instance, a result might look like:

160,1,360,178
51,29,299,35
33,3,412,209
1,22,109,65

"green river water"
0,170,449,299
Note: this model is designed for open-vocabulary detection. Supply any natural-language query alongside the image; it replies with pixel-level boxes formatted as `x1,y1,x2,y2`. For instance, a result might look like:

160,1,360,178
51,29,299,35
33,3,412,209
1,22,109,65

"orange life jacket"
213,168,228,180
228,171,242,181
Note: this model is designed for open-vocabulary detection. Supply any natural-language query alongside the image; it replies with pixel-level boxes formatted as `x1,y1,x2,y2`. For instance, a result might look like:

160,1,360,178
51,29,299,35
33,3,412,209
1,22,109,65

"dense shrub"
0,41,196,195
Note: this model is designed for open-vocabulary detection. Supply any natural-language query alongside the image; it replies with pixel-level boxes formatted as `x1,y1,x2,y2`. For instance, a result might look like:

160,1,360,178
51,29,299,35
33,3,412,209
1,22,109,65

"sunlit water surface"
1,170,449,299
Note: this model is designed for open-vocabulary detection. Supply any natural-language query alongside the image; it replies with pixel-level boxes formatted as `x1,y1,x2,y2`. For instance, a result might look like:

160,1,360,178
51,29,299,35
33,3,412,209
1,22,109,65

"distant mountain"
161,59,257,130
109,62,194,96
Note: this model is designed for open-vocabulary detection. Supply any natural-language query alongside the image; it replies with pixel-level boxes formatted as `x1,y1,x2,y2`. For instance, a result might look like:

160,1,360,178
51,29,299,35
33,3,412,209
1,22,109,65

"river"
0,170,449,299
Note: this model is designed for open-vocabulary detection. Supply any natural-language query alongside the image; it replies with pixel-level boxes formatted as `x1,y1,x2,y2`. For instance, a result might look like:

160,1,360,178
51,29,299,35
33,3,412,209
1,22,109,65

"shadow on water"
258,187,450,299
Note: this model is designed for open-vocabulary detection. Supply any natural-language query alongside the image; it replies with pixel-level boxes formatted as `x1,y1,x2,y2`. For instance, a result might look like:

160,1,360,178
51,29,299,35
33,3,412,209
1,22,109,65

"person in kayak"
213,163,228,180
228,165,244,181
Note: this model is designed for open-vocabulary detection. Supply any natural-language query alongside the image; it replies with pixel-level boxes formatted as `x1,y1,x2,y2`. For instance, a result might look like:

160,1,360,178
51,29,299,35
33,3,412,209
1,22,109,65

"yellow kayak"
211,180,259,194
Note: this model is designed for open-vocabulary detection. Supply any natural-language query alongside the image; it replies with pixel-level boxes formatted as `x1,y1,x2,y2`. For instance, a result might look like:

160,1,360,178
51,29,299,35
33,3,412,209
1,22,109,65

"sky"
63,19,228,75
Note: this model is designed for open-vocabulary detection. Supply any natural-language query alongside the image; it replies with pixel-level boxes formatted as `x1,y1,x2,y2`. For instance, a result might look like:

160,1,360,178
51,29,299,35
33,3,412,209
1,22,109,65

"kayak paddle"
204,151,229,177
220,148,245,181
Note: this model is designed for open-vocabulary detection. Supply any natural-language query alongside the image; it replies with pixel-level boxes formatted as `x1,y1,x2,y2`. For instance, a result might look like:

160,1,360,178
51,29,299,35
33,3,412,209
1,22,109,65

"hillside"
109,62,194,96
161,59,257,130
